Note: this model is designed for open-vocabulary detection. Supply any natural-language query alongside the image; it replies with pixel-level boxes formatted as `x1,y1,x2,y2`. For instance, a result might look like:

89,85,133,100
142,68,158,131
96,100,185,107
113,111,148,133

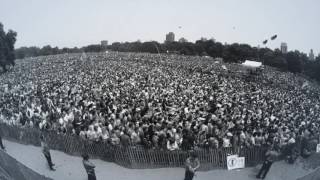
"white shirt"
167,141,179,151
223,138,231,147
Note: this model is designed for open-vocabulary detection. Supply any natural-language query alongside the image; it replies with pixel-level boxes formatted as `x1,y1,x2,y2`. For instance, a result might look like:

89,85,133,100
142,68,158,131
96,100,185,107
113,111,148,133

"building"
280,42,288,54
165,32,175,42
309,49,315,61
101,40,108,47
200,37,215,42
178,37,188,43
200,37,208,41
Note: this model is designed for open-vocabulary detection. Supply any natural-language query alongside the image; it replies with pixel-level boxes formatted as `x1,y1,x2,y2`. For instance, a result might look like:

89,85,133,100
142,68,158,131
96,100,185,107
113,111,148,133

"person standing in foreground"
40,135,55,171
0,135,5,151
82,154,96,180
256,146,279,179
184,151,200,180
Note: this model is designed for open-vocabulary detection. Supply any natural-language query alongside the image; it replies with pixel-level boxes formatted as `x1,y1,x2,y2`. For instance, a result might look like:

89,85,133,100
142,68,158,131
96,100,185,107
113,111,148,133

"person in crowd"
82,154,96,180
0,52,319,153
256,146,279,179
184,151,200,180
120,130,131,147
40,135,55,171
167,137,179,151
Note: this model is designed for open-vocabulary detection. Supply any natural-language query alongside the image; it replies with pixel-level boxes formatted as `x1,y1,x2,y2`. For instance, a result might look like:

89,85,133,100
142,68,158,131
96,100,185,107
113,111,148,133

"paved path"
2,139,313,180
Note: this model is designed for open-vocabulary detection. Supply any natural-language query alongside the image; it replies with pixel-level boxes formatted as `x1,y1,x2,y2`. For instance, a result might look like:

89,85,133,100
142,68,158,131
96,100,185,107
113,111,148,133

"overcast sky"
0,0,319,54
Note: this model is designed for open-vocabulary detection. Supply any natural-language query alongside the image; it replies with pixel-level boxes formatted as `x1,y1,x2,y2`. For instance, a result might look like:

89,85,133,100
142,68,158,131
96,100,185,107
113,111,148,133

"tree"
140,41,161,54
0,22,17,72
0,23,6,70
286,51,303,73
208,42,223,58
15,46,41,59
40,45,54,56
82,44,103,52
5,30,17,66
222,43,241,63
262,49,288,70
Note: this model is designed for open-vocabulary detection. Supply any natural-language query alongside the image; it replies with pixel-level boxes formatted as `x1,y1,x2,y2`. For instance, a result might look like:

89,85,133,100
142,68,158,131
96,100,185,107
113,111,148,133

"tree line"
14,44,104,59
16,39,319,82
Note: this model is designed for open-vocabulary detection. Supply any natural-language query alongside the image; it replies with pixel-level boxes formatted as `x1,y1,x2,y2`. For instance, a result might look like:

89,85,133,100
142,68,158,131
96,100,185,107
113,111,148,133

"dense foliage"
0,23,17,72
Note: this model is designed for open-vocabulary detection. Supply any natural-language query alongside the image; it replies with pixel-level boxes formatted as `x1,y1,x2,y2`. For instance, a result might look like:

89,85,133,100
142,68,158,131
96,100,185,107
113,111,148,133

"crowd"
0,52,319,153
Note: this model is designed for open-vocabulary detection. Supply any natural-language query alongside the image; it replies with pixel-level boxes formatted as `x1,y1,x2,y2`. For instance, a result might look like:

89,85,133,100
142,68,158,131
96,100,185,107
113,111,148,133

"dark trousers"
44,153,54,169
256,160,273,179
184,170,195,180
88,173,96,180
0,136,4,150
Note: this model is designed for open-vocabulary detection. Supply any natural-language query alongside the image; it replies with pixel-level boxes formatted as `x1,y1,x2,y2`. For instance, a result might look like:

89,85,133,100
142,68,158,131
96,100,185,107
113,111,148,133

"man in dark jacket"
184,151,200,180
256,146,279,179
40,135,55,171
0,135,5,151
120,131,131,147
82,154,96,180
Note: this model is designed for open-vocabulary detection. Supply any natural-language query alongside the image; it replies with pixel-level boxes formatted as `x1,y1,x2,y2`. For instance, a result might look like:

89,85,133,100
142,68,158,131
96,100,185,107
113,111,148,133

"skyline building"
165,32,175,42
309,49,315,61
101,40,108,47
178,37,188,43
280,42,288,54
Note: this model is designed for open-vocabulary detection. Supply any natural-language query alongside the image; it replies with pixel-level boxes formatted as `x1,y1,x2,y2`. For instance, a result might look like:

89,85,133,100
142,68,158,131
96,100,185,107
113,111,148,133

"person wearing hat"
184,151,200,180
40,135,55,171
82,154,96,180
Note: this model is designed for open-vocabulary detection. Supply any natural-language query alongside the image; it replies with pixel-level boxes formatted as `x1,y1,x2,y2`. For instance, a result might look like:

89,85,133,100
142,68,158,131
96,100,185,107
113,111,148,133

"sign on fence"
316,144,320,153
227,155,245,170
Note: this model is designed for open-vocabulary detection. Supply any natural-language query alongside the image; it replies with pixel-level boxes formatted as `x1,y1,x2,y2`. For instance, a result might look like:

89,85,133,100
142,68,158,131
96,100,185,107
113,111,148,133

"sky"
0,0,319,54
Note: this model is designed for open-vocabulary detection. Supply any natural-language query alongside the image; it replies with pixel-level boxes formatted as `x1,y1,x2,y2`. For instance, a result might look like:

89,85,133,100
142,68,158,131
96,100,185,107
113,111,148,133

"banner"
227,155,245,170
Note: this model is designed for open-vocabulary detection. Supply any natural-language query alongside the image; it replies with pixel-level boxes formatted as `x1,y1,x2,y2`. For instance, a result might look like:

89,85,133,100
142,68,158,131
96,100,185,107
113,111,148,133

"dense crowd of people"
0,52,319,153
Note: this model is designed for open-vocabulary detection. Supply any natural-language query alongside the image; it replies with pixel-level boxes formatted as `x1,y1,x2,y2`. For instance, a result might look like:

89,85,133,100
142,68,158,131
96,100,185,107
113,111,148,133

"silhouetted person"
40,135,55,171
184,151,200,180
0,135,5,151
256,146,278,179
82,154,96,180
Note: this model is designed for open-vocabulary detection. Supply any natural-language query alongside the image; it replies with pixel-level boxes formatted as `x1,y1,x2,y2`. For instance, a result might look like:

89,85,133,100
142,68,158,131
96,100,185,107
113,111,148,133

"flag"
263,40,268,45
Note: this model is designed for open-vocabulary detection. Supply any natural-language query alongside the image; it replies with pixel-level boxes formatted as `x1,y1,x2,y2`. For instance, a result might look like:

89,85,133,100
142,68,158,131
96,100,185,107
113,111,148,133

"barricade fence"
0,123,267,171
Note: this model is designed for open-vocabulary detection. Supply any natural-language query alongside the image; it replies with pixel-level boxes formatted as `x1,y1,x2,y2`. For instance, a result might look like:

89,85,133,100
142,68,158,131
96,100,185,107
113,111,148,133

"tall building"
101,40,108,47
165,32,175,42
280,43,288,54
309,49,315,61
